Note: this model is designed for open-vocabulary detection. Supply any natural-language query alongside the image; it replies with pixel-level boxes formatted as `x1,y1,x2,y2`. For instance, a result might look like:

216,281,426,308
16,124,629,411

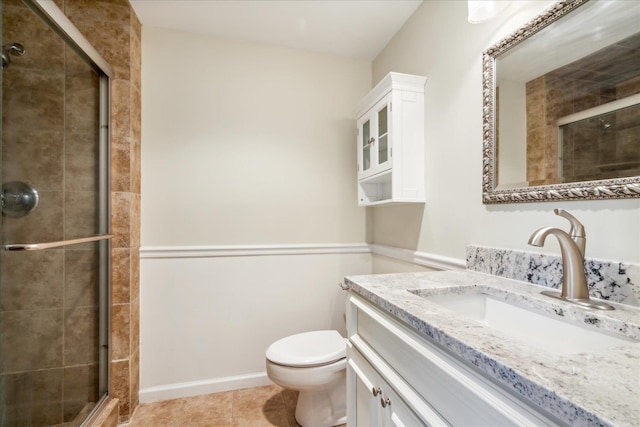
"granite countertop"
344,270,640,427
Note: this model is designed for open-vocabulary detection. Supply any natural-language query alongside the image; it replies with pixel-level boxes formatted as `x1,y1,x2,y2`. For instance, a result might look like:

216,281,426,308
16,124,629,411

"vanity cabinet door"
347,344,384,427
382,383,430,427
347,341,445,427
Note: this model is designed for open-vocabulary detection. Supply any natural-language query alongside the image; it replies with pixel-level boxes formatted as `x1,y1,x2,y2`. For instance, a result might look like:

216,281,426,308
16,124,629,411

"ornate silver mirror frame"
482,0,640,204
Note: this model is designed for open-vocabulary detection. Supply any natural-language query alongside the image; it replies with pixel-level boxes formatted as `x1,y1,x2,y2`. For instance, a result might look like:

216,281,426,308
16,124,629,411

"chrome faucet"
528,209,614,310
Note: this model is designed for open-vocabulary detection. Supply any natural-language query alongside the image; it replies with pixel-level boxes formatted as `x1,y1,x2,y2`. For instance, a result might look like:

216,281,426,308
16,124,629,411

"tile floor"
126,385,347,427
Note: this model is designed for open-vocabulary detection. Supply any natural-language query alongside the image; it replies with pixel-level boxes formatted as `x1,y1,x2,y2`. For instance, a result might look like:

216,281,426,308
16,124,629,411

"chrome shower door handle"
2,234,114,251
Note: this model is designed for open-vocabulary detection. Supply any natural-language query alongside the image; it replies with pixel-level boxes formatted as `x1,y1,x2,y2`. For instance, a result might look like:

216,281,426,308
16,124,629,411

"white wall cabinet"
356,73,427,206
346,293,565,426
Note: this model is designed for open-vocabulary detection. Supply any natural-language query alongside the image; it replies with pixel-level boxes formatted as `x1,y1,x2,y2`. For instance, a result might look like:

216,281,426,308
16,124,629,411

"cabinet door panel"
377,104,389,165
370,95,392,176
348,355,383,427
362,118,371,172
386,390,432,427
349,342,447,427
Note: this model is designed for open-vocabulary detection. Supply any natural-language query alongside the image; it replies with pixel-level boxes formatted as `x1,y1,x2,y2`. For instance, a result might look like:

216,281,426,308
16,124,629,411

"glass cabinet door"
362,119,371,172
378,105,389,165
358,94,392,179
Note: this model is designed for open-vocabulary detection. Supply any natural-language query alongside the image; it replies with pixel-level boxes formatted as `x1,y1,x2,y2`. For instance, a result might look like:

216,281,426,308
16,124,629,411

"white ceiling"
129,0,423,61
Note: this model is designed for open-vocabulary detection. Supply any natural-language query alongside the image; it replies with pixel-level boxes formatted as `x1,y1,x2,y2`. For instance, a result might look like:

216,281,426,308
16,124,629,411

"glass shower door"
1,1,111,425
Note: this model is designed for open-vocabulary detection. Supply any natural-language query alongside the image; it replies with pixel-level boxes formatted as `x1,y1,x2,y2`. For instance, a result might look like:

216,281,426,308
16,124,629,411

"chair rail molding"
140,243,466,271
370,244,466,271
140,243,373,259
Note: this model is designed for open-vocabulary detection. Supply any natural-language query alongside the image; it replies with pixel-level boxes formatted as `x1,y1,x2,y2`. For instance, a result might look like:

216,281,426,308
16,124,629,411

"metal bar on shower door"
2,234,114,251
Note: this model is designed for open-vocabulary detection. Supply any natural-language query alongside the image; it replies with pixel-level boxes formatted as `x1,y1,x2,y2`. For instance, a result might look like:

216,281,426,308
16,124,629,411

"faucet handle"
554,209,585,238
554,209,586,257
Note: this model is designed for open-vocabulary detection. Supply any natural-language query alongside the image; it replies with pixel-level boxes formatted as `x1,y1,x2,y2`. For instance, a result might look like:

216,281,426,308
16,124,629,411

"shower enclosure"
1,1,112,425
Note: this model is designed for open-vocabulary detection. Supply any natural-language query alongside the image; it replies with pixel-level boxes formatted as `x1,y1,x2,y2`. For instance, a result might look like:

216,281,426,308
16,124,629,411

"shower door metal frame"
18,0,115,414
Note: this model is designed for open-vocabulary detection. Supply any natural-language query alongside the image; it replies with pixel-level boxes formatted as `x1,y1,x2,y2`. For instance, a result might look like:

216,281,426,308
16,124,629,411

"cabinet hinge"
390,102,392,112
390,147,393,157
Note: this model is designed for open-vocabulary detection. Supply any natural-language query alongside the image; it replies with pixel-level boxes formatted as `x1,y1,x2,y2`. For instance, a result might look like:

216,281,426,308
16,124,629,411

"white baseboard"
139,372,273,403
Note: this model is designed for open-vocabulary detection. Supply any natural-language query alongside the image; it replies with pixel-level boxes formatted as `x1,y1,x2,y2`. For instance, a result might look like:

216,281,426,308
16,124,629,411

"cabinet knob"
372,386,382,397
380,397,391,408
369,137,376,145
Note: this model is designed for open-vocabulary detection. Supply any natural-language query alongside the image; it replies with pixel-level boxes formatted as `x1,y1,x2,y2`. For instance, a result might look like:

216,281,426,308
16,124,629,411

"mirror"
482,0,640,203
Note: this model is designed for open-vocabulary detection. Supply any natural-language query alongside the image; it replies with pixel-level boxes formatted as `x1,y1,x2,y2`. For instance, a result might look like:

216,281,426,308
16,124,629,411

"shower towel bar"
2,234,114,251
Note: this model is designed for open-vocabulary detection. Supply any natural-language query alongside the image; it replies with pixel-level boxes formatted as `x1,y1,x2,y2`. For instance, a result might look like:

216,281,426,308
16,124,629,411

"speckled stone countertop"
344,270,640,427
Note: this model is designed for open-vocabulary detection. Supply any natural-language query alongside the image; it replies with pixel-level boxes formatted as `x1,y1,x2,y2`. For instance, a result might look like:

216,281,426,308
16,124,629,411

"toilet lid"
266,330,346,367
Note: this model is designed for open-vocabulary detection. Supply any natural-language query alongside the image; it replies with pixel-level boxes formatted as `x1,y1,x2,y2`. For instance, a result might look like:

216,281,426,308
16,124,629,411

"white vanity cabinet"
356,73,426,206
346,293,564,427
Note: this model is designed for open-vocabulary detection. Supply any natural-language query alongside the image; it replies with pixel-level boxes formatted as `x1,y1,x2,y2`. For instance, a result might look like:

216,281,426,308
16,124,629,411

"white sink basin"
414,290,638,355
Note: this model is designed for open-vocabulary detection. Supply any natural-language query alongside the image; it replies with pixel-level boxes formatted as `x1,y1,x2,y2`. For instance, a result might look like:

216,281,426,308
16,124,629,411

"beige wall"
497,79,527,185
371,254,433,274
139,27,373,399
141,27,370,246
371,0,640,265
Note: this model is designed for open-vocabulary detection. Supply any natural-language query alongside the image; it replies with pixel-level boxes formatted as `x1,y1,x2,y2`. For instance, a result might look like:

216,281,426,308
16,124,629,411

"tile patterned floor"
126,385,347,427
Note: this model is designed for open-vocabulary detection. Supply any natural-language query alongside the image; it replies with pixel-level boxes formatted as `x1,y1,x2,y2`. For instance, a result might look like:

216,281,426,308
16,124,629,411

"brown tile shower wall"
1,1,102,424
612,77,640,177
525,74,577,186
525,71,640,185
63,0,142,423
525,76,551,186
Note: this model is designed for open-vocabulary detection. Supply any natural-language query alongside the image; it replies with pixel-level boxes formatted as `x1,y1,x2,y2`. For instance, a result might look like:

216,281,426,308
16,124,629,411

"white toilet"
265,330,347,427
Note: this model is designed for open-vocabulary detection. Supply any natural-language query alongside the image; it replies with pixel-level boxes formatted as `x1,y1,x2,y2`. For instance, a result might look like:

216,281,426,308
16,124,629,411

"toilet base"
294,380,346,427
265,330,347,427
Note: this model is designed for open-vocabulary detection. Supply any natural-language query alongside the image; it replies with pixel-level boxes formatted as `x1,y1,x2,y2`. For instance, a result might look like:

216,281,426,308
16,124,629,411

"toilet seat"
266,330,346,367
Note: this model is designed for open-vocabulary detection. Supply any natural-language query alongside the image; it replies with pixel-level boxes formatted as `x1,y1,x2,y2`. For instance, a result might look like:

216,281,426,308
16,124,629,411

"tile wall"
1,1,102,424
0,0,141,424
524,75,560,186
525,33,640,186
63,0,142,422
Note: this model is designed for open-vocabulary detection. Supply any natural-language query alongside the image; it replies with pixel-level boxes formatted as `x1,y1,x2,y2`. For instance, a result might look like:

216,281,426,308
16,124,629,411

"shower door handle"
2,234,114,251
